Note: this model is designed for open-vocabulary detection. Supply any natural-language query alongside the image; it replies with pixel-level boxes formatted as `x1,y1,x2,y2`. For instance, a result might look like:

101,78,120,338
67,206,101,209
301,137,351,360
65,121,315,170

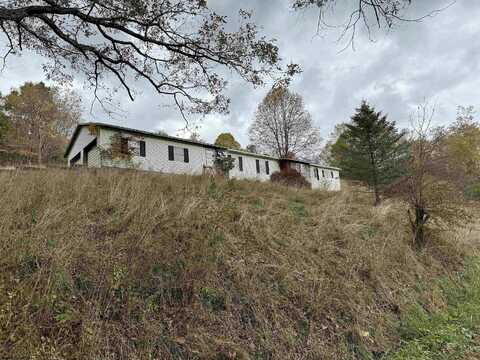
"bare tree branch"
293,0,456,50
0,1,294,118
249,86,321,159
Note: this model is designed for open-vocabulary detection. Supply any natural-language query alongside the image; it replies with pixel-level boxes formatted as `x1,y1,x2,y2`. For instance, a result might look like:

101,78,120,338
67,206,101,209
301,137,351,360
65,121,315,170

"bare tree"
249,86,321,159
387,101,471,248
292,0,453,49
0,1,296,118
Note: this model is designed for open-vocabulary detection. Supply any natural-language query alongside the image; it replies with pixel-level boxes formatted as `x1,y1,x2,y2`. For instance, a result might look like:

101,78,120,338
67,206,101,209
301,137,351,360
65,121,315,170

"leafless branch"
294,0,456,51
0,1,291,119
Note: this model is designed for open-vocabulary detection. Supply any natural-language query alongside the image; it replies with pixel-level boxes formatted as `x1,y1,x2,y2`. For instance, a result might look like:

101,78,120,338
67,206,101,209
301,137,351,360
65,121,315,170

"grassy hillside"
0,169,478,359
388,257,480,360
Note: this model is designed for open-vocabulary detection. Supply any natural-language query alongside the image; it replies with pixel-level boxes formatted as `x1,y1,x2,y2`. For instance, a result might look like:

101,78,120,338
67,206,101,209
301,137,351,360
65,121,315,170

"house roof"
64,122,221,158
227,148,279,161
64,122,341,171
280,158,341,171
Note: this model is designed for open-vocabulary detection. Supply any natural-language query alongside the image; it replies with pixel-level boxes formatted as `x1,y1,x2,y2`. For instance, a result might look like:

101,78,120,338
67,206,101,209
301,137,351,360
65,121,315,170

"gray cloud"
1,0,478,147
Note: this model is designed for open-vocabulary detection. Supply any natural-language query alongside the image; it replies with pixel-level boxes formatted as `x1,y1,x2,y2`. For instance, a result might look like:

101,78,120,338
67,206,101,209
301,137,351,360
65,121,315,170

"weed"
17,254,40,279
253,198,264,209
200,287,226,311
210,232,226,247
289,201,307,219
298,319,310,339
387,258,480,359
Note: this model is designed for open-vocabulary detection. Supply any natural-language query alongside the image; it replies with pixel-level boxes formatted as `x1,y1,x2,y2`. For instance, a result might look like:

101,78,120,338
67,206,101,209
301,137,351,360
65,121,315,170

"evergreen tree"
320,124,348,167
338,101,409,205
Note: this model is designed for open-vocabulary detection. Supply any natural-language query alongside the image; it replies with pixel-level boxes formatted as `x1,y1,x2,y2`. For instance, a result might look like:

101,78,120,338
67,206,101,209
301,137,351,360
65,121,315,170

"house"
65,123,341,191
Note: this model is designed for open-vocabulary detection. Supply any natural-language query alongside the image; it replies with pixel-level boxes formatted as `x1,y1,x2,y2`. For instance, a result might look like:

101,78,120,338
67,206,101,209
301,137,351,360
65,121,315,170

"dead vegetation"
0,169,478,359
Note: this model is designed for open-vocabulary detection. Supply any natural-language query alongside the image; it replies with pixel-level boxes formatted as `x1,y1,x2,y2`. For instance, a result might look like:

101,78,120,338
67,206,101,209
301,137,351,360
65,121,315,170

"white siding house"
65,123,341,191
227,149,280,182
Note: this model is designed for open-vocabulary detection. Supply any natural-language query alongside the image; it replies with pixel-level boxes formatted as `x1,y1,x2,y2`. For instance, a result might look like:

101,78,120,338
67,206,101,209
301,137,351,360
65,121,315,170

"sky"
0,0,479,147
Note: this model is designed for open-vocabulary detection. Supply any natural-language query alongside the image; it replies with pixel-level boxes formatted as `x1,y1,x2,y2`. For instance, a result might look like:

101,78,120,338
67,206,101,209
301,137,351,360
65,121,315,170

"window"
139,141,146,157
265,161,270,175
120,138,129,154
127,139,143,156
256,159,260,174
315,168,320,180
238,156,243,172
168,145,189,163
331,171,334,178
322,170,325,178
174,147,185,161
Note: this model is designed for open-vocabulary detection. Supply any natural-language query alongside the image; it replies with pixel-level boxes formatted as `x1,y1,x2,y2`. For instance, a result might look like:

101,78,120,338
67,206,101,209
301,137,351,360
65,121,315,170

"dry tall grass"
0,169,476,359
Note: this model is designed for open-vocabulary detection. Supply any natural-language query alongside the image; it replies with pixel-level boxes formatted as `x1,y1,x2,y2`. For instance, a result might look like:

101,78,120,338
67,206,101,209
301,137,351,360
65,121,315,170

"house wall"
282,161,339,190
67,125,341,191
98,128,209,175
67,126,97,165
227,151,280,182
311,166,341,191
87,147,102,168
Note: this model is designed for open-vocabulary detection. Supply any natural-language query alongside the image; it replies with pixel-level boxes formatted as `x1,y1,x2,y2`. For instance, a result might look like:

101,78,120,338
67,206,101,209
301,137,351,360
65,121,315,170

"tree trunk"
409,207,430,249
374,188,381,206
369,147,380,206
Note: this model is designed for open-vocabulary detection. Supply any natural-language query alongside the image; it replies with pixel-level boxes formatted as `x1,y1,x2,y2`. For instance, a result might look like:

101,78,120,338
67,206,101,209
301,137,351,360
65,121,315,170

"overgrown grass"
386,258,480,359
0,168,477,359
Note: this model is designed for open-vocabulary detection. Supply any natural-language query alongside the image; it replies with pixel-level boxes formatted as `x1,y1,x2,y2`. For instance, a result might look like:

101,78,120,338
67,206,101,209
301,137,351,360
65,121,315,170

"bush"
270,168,311,188
465,183,480,201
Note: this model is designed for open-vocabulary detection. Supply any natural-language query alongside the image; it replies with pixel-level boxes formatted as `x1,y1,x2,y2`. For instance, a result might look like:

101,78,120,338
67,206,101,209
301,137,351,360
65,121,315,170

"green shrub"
200,287,226,311
465,183,480,201
289,198,308,219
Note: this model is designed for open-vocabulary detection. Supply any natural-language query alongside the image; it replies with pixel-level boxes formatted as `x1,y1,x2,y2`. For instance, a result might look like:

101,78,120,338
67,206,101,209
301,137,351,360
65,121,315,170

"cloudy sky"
0,0,478,147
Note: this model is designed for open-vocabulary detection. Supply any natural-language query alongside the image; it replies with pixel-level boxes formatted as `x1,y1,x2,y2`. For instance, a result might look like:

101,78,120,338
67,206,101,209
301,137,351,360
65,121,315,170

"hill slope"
0,169,477,359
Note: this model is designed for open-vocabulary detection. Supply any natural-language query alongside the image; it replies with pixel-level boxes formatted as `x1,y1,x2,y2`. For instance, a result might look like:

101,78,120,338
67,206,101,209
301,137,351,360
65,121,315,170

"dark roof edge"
64,122,223,158
287,159,341,171
64,124,83,158
227,148,278,161
64,122,341,171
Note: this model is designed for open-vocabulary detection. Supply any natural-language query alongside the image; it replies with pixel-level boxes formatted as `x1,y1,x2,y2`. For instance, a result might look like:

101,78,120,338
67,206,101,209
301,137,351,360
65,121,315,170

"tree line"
0,82,81,165
319,101,479,247
219,87,478,248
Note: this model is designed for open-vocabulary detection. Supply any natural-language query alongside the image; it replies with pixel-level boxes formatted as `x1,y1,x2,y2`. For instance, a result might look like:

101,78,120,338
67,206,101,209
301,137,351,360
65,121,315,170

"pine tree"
338,101,409,205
